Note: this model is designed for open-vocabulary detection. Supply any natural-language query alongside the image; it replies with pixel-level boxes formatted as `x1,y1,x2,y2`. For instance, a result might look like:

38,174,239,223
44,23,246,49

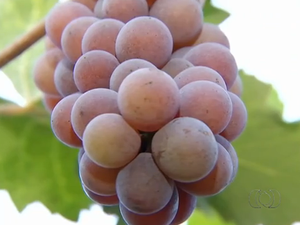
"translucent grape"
184,42,238,88
174,66,226,89
109,59,156,92
54,58,78,97
74,50,119,92
78,148,85,165
45,1,93,47
193,23,230,48
93,0,104,18
229,74,243,97
177,143,233,196
152,117,218,182
82,19,124,56
171,46,193,59
150,0,203,48
162,58,194,78
115,16,173,68
117,68,180,132
116,152,174,215
72,0,97,11
83,113,141,168
79,153,121,195
83,186,119,206
33,48,64,96
51,93,82,148
100,0,148,23
179,81,232,134
42,94,62,113
215,134,238,182
61,16,98,63
44,36,57,51
71,88,120,138
147,0,157,7
170,187,197,225
220,92,247,141
120,187,178,225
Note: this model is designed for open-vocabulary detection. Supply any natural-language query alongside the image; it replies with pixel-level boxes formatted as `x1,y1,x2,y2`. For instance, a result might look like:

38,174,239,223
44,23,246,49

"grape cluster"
34,0,247,224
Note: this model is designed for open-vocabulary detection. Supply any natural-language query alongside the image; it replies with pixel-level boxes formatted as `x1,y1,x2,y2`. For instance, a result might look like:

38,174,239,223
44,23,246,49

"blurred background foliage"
0,0,299,225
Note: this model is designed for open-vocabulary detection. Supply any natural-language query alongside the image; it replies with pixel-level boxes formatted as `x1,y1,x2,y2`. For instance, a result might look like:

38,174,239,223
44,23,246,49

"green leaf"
189,208,235,225
0,112,92,220
203,0,229,24
0,0,57,104
207,73,300,225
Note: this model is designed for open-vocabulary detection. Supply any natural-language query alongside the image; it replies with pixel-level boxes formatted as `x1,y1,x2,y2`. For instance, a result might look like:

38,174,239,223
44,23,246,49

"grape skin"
193,22,230,48
54,58,78,97
179,81,233,134
174,66,227,89
79,153,121,196
33,48,64,96
74,50,119,92
220,92,248,141
44,36,57,50
71,88,120,138
61,16,99,63
115,16,173,68
100,0,148,23
109,59,156,92
42,94,63,113
162,58,194,78
82,19,124,56
229,74,243,97
117,68,180,132
72,0,98,11
150,0,203,49
152,117,218,182
93,0,104,18
120,187,178,225
215,135,238,182
116,153,174,215
51,93,82,148
184,42,238,89
45,1,93,47
83,113,141,168
171,46,193,59
177,143,233,196
82,186,119,206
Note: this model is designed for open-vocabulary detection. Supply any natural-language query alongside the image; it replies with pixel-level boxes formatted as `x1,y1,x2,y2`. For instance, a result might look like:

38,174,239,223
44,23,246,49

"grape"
193,23,230,48
220,92,247,141
177,143,233,196
179,81,232,134
151,117,218,182
42,94,63,113
170,187,197,225
184,42,238,89
78,147,85,165
94,0,104,18
99,0,148,23
110,59,156,92
74,50,119,92
115,16,173,68
83,186,119,206
83,113,141,168
117,68,180,132
45,2,93,47
72,0,97,11
174,66,227,89
44,36,57,50
150,0,203,49
162,58,194,78
229,74,243,97
61,16,98,63
33,48,64,96
116,152,174,215
54,58,78,97
171,46,193,59
71,88,120,138
147,0,157,7
82,19,124,56
79,153,121,196
51,93,82,148
120,187,178,225
215,135,238,182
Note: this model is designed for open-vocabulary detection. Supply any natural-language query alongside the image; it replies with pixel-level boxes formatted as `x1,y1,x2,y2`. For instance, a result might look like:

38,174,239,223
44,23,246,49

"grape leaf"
207,73,300,225
0,112,92,220
0,0,57,104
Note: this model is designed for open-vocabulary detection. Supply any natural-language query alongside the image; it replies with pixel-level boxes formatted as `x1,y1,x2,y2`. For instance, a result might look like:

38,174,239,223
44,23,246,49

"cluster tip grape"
34,0,247,224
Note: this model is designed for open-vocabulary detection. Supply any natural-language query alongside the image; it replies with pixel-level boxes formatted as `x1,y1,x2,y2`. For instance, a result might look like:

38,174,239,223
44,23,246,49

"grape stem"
0,19,45,68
